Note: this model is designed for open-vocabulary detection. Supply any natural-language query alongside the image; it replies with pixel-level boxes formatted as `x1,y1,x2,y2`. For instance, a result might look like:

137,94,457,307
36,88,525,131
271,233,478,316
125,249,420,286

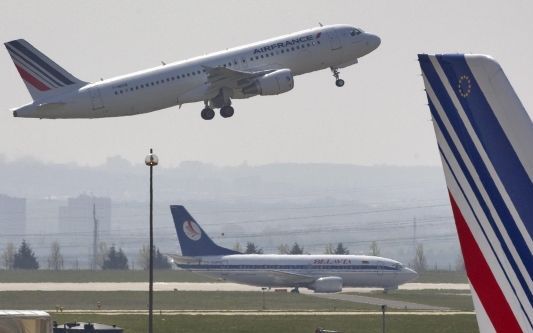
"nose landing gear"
331,67,345,87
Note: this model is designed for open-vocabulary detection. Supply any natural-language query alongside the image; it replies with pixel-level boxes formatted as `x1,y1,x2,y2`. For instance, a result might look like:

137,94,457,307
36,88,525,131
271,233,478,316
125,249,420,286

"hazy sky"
1,0,531,167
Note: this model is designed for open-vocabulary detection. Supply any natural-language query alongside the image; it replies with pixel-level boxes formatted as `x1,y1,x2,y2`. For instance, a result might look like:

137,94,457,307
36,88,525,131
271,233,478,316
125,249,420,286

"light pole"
145,149,158,333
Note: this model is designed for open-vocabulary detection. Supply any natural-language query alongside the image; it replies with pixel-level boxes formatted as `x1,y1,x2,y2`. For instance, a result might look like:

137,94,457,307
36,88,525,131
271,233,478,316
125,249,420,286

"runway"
0,282,470,292
55,309,475,316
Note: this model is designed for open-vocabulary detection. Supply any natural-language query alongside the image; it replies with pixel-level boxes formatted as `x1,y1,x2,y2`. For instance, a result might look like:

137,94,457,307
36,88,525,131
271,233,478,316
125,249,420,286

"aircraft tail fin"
418,54,533,332
4,39,86,100
170,205,240,257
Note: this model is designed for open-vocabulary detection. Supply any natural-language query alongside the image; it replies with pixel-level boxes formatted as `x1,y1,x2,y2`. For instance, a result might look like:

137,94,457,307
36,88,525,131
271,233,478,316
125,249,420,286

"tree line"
1,239,456,273
0,240,171,270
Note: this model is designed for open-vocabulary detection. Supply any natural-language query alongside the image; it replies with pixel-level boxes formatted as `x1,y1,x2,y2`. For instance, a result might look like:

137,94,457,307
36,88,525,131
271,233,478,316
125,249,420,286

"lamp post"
145,149,158,333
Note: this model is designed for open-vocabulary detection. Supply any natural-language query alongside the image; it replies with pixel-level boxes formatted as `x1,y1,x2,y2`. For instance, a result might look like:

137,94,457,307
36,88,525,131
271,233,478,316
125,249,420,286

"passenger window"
197,70,201,74
291,47,295,51
281,50,284,54
255,56,259,60
265,54,269,57
114,91,118,95
250,57,254,61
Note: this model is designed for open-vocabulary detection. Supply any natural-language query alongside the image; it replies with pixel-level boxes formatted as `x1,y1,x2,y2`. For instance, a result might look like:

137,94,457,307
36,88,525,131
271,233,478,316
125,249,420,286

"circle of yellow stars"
458,75,472,97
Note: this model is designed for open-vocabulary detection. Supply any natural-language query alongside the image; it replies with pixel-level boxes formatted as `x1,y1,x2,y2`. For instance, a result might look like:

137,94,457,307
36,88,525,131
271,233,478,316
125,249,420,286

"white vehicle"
5,24,380,120
0,311,51,333
169,205,417,293
419,54,533,332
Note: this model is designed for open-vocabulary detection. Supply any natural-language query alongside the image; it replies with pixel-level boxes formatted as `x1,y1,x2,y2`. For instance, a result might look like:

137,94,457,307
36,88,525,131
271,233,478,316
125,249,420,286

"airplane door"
377,263,383,276
326,30,342,51
89,87,105,110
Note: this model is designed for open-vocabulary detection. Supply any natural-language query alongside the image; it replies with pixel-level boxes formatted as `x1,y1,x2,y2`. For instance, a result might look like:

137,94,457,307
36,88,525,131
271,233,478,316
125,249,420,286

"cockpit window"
350,29,361,36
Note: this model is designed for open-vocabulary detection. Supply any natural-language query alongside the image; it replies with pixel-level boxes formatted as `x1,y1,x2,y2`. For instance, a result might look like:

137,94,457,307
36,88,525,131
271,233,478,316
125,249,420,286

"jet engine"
242,69,294,96
309,276,343,293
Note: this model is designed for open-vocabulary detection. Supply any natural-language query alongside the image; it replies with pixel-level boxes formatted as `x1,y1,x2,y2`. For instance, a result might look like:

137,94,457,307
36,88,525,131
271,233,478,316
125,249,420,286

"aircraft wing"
264,270,316,285
203,66,276,90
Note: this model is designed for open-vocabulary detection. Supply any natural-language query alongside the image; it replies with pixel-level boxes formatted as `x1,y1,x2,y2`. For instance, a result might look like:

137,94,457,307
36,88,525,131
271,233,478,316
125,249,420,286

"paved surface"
54,309,475,316
0,282,470,292
311,293,449,311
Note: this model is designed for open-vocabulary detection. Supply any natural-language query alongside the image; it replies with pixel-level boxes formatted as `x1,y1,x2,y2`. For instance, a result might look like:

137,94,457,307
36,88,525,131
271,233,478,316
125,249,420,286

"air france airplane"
419,54,533,332
5,24,380,120
169,205,417,293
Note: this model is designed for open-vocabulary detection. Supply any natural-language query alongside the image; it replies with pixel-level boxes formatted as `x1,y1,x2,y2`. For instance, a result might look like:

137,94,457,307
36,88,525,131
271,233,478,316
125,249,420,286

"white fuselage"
12,25,380,118
177,254,417,290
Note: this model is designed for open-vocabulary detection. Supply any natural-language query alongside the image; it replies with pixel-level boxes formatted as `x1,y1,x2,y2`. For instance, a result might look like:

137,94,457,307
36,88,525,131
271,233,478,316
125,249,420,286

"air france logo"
183,220,202,241
458,75,472,98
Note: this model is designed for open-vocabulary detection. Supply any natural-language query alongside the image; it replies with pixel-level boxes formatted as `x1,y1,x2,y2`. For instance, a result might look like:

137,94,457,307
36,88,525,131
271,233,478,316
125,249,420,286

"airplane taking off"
5,24,380,120
169,205,417,293
419,54,533,332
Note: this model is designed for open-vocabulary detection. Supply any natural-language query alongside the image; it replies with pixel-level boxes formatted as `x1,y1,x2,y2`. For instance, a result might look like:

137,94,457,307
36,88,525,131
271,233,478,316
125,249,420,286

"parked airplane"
419,54,533,332
5,24,380,120
169,205,417,293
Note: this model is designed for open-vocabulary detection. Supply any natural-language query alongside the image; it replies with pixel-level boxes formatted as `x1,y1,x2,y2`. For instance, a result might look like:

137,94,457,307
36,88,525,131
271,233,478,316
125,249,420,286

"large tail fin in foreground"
170,205,240,257
4,39,86,100
419,54,533,332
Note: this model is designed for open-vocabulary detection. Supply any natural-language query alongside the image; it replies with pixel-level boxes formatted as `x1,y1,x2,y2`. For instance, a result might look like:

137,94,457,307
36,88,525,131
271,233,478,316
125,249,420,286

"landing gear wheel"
331,67,344,87
220,105,234,118
290,287,300,294
201,107,215,120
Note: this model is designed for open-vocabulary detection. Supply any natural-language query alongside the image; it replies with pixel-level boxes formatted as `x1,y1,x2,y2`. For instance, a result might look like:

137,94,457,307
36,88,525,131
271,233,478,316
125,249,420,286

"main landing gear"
290,287,300,294
201,107,215,120
220,105,234,118
201,101,234,120
331,67,345,87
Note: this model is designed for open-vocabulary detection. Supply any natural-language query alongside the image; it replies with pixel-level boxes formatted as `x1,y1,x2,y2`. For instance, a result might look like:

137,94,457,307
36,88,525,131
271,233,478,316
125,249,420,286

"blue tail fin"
170,205,240,257
418,54,533,332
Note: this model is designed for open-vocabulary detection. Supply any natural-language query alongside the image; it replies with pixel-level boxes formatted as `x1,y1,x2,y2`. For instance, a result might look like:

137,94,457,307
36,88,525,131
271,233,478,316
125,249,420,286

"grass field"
0,269,468,283
0,270,216,283
415,271,468,284
0,291,377,311
50,314,479,333
349,290,474,311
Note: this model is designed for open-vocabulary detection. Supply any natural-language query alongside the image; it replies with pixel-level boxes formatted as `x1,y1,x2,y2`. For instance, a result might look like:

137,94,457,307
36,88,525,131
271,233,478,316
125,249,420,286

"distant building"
58,194,112,236
0,194,26,243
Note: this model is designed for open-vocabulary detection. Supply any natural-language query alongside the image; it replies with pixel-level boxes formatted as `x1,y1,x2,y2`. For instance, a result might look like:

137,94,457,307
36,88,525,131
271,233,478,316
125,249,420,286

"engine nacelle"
242,69,294,96
309,276,343,293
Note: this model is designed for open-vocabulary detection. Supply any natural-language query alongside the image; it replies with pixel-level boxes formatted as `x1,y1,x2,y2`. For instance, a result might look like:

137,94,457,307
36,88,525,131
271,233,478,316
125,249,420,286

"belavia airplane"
419,54,533,332
5,24,380,120
169,205,417,293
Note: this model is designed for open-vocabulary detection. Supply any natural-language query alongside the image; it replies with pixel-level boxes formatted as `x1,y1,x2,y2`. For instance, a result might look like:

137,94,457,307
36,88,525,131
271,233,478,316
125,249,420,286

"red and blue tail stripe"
4,39,84,99
419,54,533,332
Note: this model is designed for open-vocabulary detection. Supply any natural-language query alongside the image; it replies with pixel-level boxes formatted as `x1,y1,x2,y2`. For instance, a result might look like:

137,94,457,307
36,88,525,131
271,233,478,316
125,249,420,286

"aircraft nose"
403,267,418,282
365,33,381,52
